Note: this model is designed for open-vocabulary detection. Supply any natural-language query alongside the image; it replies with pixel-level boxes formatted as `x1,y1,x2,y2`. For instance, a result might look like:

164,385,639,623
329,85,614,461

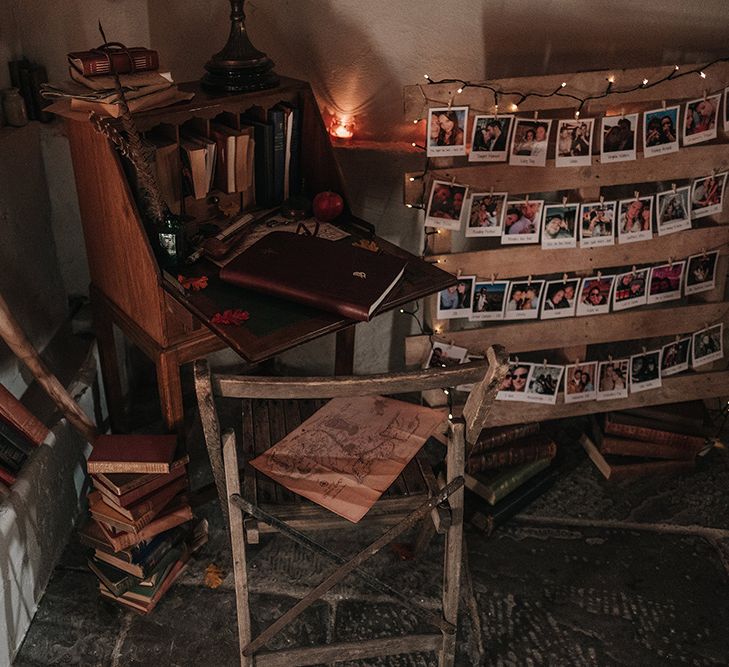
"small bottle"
156,208,187,269
1,88,28,127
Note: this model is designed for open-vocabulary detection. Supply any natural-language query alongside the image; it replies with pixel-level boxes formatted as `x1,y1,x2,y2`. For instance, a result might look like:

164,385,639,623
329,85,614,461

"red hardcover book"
220,231,408,322
93,464,187,508
599,436,700,461
87,434,178,474
0,384,48,446
94,455,189,496
470,423,541,455
466,436,557,474
95,475,188,521
0,464,17,486
67,45,159,77
603,413,706,449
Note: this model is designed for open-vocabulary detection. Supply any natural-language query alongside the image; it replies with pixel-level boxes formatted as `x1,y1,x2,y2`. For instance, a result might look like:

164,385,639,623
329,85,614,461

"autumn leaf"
211,309,250,326
178,274,209,291
352,239,380,253
204,563,225,589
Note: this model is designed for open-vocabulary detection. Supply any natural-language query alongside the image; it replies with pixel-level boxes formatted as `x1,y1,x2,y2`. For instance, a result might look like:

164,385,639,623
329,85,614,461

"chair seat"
240,398,438,542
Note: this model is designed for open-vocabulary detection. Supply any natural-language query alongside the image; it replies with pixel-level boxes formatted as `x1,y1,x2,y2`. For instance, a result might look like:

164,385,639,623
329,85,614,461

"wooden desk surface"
163,218,454,363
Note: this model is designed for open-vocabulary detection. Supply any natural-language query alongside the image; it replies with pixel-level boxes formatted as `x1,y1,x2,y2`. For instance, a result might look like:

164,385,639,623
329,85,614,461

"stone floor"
14,415,729,666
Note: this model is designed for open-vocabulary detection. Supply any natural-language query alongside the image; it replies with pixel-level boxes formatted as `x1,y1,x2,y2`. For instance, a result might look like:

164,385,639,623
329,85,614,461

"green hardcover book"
465,457,552,505
87,557,139,597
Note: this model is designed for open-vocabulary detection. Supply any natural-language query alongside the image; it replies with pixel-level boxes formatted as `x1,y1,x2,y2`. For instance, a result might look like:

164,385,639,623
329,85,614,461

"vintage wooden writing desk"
56,77,452,433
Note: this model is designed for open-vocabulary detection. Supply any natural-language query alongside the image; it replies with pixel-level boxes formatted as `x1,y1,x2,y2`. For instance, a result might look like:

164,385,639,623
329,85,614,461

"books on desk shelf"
209,122,255,201
219,231,408,322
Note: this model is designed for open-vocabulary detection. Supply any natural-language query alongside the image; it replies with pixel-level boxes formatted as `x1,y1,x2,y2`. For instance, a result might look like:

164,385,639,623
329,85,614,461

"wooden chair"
194,346,508,667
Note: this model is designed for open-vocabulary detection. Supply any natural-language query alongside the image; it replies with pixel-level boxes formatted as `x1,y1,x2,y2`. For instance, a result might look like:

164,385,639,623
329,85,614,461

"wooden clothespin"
533,110,539,120
527,274,533,286
599,194,605,204
608,354,613,362
668,256,674,268
631,265,637,274
562,273,568,284
514,355,520,363
671,182,677,193
489,185,494,196
542,357,548,366
596,270,602,280
575,357,580,366
451,174,457,184
525,193,530,204
634,190,640,201
490,273,496,285
702,247,708,258
642,345,647,354
562,195,568,206
447,95,454,110
703,89,708,101
456,267,462,278
661,99,667,109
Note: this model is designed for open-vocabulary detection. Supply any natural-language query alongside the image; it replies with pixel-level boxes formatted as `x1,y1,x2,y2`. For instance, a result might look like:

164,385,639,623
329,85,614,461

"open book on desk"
219,231,408,322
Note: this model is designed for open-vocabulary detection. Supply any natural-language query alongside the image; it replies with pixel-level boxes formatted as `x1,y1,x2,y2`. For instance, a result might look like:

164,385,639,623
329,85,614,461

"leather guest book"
87,434,178,474
219,231,409,322
67,45,159,77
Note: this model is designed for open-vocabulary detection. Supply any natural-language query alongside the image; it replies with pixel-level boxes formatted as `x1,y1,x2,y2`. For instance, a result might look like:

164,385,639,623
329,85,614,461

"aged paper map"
249,396,446,522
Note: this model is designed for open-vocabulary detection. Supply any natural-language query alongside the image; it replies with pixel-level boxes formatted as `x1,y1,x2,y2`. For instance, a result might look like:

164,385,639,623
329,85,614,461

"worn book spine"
97,475,187,521
604,416,706,448
87,460,172,475
286,105,302,195
469,423,541,456
87,558,137,597
0,436,26,472
0,418,34,457
465,458,552,505
600,436,699,460
0,464,17,486
0,383,48,446
99,505,193,551
466,441,557,474
68,49,159,77
95,456,189,496
267,107,286,203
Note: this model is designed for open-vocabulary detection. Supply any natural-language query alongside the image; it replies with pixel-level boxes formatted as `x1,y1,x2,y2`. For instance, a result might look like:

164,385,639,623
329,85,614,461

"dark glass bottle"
155,208,187,269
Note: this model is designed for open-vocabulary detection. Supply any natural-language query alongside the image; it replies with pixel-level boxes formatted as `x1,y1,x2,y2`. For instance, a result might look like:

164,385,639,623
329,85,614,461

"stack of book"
464,423,559,534
80,434,206,614
0,384,49,495
581,402,709,481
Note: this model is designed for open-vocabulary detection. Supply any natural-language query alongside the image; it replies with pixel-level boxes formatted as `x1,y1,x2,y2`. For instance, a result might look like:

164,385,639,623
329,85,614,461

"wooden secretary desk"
57,77,453,433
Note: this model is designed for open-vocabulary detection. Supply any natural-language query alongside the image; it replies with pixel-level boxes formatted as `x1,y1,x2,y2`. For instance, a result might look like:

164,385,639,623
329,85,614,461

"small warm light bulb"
409,176,415,182
674,65,680,71
561,81,567,88
575,110,580,119
436,229,442,234
448,413,453,420
411,142,417,147
405,203,413,208
413,119,419,124
642,78,649,85
456,87,463,94
399,308,405,313
510,103,519,112
443,389,449,395
424,74,430,80
607,75,615,84
700,71,707,78
329,117,354,140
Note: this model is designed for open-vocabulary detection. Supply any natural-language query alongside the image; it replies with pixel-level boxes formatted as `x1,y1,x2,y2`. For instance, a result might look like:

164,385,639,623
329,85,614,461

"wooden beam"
406,301,729,359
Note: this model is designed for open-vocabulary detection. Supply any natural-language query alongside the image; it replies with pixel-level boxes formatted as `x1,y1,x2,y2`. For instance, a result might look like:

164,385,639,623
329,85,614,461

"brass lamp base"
202,0,279,93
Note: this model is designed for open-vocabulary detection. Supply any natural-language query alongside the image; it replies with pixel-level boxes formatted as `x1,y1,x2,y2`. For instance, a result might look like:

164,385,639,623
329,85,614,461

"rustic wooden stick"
0,292,97,443
241,476,465,656
231,494,455,635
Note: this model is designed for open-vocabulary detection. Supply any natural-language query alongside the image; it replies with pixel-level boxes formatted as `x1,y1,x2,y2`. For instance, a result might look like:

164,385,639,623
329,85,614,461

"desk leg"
90,290,126,433
334,325,356,375
156,350,184,433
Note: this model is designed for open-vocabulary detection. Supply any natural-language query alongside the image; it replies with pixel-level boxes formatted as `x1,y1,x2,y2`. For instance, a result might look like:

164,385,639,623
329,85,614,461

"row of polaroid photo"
427,91,728,165
425,323,723,405
425,172,726,245
437,250,719,322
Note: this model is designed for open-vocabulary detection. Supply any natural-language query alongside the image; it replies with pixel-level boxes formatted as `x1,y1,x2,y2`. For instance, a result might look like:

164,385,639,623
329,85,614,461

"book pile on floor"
464,422,559,534
79,434,207,614
581,402,710,481
0,384,49,496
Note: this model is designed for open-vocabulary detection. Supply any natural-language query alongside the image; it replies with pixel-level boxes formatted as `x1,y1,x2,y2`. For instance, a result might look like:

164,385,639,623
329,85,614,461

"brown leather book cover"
89,490,168,533
94,455,189,495
93,463,187,507
0,465,16,486
219,231,408,322
0,384,49,446
95,475,188,521
600,436,699,461
87,434,178,474
67,46,159,77
466,436,557,474
603,413,706,449
470,423,541,456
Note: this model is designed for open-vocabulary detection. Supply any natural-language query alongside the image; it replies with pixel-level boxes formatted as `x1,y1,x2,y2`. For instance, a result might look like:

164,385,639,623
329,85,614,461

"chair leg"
440,419,465,667
223,430,254,667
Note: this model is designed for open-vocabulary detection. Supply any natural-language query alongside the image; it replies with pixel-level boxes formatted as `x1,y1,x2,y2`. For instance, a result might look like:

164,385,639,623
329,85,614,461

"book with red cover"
469,423,540,456
219,231,408,322
93,464,187,508
466,436,557,474
94,455,189,496
87,434,178,474
95,475,188,521
0,384,49,446
67,46,159,77
603,413,706,449
0,465,16,486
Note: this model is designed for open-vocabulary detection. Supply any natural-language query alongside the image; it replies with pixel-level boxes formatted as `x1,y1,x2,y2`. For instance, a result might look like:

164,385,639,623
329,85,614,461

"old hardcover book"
603,412,706,449
0,464,17,486
622,401,708,432
93,463,187,508
580,433,695,481
69,86,193,118
599,436,700,461
0,384,48,446
67,47,159,77
94,455,189,496
470,423,540,456
209,122,238,194
465,458,552,505
220,232,408,322
466,436,557,474
241,118,274,206
0,437,25,473
87,434,178,474
87,557,139,597
89,490,169,533
0,418,34,457
95,475,188,521
267,106,286,203
146,134,182,215
69,67,172,91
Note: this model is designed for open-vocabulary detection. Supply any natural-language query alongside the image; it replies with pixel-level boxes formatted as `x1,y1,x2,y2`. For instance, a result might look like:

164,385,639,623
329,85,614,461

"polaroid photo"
612,269,648,311
426,106,468,157
501,199,544,244
464,191,507,237
436,276,476,319
685,250,719,295
469,280,509,321
617,196,654,244
425,180,469,230
596,359,630,401
524,364,564,405
647,261,685,304
683,94,721,146
576,275,614,316
542,204,578,249
691,171,728,219
630,350,662,393
661,337,691,377
656,186,691,235
692,323,724,367
503,280,545,320
423,342,469,369
579,200,616,248
509,119,553,167
541,279,579,319
496,362,532,401
456,353,485,393
555,118,594,167
469,114,513,162
564,362,598,403
600,113,638,163
643,105,679,158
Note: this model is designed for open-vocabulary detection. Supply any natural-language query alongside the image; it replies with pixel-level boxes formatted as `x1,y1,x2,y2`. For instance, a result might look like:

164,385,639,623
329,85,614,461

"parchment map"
249,396,446,522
